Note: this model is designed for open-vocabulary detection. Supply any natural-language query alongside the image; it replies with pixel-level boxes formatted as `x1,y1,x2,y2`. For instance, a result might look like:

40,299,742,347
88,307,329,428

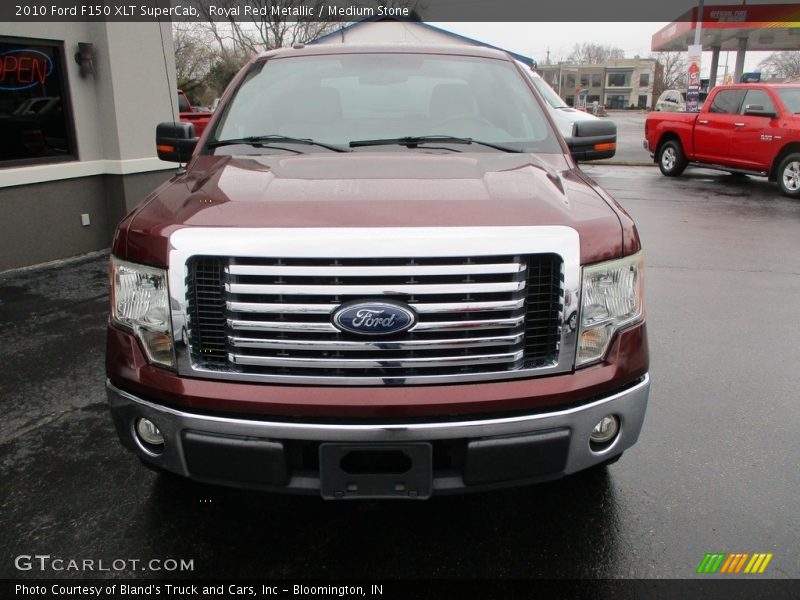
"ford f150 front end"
106,44,650,499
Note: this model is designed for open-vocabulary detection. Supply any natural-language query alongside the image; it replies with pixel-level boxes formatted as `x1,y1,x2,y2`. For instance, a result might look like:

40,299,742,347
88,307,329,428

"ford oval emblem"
332,301,416,336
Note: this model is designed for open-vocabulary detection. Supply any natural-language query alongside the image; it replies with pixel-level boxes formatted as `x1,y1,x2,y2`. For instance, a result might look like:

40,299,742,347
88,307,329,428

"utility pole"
558,62,562,95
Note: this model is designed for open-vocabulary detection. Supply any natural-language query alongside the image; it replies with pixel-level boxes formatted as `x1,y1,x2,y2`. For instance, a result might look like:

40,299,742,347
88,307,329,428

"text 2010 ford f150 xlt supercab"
106,44,649,499
645,83,800,197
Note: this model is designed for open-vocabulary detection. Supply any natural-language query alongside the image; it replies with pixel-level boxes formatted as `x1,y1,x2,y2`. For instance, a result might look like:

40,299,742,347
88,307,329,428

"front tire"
658,140,687,176
777,153,800,198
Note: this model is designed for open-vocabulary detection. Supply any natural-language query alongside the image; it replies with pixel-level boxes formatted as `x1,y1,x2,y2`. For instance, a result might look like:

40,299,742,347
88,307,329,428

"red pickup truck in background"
645,84,800,198
178,89,212,137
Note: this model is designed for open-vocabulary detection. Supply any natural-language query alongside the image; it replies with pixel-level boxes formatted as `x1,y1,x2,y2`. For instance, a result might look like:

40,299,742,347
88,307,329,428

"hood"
124,152,625,265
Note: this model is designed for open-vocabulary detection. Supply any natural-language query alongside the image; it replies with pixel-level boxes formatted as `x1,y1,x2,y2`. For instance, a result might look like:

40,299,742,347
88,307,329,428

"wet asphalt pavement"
1,166,798,580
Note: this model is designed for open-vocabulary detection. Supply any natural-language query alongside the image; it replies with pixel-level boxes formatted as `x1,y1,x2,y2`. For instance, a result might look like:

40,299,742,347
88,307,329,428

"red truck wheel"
658,140,687,177
777,153,800,198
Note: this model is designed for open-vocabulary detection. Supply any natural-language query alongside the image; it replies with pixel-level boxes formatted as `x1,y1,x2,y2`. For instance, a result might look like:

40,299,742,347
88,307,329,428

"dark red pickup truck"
645,84,800,197
107,44,649,499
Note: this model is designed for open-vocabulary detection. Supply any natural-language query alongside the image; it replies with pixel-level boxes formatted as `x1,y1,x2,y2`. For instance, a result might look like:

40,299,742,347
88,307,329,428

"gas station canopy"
652,4,800,52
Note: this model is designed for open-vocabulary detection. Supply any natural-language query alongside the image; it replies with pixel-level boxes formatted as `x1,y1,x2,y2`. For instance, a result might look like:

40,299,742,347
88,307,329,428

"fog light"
135,418,164,446
590,415,619,445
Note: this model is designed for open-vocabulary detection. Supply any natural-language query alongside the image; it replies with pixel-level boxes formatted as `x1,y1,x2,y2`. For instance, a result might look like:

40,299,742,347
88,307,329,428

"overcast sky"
433,22,771,76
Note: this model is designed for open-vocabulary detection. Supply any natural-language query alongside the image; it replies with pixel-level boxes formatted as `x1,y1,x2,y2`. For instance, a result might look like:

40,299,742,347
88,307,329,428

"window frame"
0,35,78,169
708,89,747,115
740,89,776,115
607,72,629,88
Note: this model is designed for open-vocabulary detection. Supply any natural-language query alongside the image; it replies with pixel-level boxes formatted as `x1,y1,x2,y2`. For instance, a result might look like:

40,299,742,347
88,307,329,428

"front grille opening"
187,257,228,368
185,254,564,381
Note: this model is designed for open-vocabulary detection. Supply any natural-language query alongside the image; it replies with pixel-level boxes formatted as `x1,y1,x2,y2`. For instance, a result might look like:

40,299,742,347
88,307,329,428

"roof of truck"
259,43,513,61
710,83,800,90
307,18,535,66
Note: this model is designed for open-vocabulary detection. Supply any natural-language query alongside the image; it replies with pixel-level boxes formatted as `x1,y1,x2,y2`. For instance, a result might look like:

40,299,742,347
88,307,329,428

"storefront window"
607,72,630,87
0,37,75,166
605,94,629,109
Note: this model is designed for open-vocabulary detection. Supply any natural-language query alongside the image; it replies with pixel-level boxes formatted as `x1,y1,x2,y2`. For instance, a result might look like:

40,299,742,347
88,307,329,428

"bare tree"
173,23,216,96
193,0,338,52
243,0,336,48
652,51,686,99
567,43,625,64
172,20,253,104
177,0,418,102
758,51,800,81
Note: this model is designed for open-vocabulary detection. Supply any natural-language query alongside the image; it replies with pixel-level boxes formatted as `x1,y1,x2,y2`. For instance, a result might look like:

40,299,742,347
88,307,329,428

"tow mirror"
743,104,776,118
566,120,617,161
156,121,197,163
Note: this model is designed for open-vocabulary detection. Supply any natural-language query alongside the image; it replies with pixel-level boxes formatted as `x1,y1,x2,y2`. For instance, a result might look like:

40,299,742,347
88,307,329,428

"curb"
0,248,110,278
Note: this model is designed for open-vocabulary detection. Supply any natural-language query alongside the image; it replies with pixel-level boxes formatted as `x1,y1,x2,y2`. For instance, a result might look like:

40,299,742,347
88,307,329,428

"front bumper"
107,373,650,497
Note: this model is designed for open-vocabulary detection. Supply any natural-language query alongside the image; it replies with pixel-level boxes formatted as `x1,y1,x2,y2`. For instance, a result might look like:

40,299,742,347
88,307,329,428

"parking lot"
605,111,652,164
1,165,798,580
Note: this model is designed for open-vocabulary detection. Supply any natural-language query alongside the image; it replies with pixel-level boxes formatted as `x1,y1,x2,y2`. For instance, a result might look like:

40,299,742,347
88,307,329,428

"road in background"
603,110,652,164
1,166,798,579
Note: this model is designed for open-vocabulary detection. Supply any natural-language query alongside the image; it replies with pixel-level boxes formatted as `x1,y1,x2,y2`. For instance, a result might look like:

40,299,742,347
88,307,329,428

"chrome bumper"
106,374,650,495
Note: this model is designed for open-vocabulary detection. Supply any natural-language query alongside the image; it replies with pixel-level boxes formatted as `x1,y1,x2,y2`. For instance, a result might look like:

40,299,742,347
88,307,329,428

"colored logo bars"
697,552,774,574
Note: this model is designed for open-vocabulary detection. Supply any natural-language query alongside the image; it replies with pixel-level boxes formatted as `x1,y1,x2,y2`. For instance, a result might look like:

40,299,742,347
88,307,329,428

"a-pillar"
708,47,720,89
733,37,748,82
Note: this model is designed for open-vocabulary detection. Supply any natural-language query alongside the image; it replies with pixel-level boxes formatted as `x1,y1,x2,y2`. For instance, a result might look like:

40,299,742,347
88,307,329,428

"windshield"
776,87,800,113
526,73,568,109
211,53,560,153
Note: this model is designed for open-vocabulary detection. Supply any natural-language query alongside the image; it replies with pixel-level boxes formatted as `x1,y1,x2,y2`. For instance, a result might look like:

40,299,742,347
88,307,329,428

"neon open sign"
0,49,53,91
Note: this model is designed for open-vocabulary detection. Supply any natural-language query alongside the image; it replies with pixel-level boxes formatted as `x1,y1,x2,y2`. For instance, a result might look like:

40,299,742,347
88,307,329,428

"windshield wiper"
207,135,349,153
349,136,522,153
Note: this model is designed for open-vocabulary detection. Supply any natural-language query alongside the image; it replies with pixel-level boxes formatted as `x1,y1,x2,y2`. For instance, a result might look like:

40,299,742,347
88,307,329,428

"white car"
524,68,617,160
654,89,708,112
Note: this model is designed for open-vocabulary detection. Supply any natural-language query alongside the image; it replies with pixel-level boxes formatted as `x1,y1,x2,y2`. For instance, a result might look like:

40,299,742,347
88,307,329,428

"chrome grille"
186,254,563,382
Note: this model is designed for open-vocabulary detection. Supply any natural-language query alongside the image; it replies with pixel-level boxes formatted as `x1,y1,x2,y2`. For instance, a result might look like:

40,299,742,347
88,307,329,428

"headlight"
111,257,175,368
577,251,643,366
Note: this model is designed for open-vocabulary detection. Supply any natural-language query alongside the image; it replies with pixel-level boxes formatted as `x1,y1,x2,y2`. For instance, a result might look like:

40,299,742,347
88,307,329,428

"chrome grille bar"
228,316,525,333
226,281,526,296
229,333,524,351
227,299,526,315
227,262,526,277
229,351,524,369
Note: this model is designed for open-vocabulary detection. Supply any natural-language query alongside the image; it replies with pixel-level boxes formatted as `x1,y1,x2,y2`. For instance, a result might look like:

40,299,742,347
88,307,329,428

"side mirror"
743,104,776,118
156,121,197,163
566,120,617,161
